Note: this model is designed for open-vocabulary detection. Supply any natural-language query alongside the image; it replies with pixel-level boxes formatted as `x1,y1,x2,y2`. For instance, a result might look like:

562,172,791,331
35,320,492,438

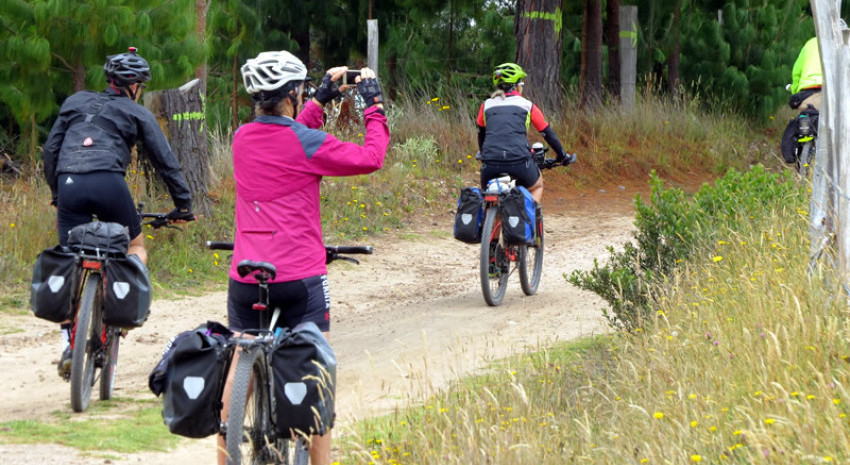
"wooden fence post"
809,0,850,283
619,6,638,111
368,19,379,74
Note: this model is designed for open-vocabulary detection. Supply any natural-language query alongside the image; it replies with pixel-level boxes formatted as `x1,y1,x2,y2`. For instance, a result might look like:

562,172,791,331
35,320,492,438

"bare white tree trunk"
810,0,850,281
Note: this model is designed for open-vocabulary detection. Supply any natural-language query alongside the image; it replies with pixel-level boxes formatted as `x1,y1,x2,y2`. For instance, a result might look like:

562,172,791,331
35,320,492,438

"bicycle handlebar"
205,241,373,265
137,202,195,230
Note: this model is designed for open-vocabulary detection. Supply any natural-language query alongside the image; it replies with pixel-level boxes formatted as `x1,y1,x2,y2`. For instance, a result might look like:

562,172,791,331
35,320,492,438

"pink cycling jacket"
230,100,389,283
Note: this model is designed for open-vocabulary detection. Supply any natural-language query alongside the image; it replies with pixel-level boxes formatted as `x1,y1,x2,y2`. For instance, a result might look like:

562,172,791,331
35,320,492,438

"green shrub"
569,165,804,330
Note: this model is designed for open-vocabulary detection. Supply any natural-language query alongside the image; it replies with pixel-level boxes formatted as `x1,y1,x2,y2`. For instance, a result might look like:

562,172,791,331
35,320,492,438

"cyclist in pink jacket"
218,50,389,465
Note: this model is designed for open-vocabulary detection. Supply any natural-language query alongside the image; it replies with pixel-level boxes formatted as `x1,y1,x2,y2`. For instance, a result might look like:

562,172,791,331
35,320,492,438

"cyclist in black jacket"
42,47,193,377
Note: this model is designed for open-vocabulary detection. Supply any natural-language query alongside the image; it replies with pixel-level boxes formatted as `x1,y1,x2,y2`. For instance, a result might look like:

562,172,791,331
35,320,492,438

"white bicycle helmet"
240,51,307,94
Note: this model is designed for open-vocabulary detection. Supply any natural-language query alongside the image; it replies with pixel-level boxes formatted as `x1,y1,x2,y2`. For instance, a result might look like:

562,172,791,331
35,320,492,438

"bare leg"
217,342,242,465
309,331,333,465
129,233,148,265
528,175,544,204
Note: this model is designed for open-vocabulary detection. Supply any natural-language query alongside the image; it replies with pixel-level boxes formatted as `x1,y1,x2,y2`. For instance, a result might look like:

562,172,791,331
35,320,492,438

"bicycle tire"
519,215,545,296
226,347,275,465
99,327,120,400
70,273,101,412
799,141,814,178
480,207,510,306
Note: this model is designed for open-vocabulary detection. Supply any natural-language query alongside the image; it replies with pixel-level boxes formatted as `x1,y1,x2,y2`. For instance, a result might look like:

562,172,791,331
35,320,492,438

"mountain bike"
206,241,372,465
63,205,181,412
479,143,573,306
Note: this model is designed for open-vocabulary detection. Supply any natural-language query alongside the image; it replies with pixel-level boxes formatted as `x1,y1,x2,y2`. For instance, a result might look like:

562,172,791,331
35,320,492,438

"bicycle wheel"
519,214,545,296
799,141,814,178
480,207,510,306
226,347,275,465
71,273,101,412
99,327,120,400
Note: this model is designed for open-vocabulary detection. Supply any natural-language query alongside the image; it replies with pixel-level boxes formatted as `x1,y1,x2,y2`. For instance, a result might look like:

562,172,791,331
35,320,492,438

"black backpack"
269,322,337,436
30,246,78,323
149,321,233,438
453,187,485,243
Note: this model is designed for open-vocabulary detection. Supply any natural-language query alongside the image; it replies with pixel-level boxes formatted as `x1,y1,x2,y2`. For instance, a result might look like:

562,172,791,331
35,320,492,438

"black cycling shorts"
227,275,331,333
57,171,141,246
480,158,541,190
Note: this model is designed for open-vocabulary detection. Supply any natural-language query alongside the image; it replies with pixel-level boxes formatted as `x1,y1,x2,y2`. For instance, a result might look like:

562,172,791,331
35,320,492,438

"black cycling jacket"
43,87,191,209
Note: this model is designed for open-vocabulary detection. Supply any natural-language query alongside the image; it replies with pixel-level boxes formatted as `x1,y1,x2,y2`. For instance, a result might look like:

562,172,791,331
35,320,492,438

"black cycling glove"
314,73,341,105
167,206,195,221
357,78,384,107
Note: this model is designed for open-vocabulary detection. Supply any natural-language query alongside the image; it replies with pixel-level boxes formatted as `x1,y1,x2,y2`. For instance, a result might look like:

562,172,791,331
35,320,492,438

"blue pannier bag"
499,186,536,245
453,187,485,243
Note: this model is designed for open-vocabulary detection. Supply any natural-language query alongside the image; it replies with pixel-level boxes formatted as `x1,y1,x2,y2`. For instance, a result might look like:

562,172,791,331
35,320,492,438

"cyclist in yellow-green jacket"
790,37,822,111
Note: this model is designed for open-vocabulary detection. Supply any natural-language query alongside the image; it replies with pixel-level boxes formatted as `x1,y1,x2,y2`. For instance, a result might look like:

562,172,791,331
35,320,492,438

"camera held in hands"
343,70,361,86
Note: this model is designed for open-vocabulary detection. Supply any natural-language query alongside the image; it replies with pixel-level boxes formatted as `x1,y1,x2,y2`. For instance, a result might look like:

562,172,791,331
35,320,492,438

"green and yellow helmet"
493,63,527,88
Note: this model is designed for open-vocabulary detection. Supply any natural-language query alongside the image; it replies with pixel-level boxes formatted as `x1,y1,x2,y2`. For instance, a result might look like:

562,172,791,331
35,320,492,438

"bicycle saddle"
236,259,277,282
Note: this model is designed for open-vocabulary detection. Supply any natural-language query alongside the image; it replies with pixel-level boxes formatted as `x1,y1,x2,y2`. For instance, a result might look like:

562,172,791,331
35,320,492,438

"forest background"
1,0,847,164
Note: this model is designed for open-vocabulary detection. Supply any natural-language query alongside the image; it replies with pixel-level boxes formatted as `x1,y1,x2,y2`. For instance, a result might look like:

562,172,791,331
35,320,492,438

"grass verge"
0,398,179,455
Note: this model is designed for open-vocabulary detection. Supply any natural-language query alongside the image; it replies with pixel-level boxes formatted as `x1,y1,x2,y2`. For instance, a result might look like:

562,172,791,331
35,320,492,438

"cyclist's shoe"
57,346,72,380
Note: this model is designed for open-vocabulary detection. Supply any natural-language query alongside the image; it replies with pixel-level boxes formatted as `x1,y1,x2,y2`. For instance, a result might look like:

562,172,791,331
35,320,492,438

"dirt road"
0,191,637,464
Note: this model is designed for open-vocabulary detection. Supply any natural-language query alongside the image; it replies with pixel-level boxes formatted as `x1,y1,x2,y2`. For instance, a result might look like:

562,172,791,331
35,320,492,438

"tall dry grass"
1,93,784,310
341,180,850,463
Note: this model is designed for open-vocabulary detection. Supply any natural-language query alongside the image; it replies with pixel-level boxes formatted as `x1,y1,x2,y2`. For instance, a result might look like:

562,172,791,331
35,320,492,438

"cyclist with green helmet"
476,62,572,203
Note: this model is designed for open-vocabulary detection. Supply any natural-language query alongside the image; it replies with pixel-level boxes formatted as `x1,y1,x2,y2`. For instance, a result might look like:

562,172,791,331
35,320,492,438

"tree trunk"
195,0,209,85
72,62,86,93
145,79,213,217
515,0,564,114
606,0,621,99
669,0,682,104
580,0,603,110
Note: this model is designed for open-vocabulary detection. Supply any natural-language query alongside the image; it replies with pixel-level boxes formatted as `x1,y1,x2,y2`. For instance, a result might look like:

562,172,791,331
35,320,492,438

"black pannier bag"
103,254,151,328
30,246,78,322
149,321,233,438
499,186,537,245
453,186,485,243
269,322,337,436
780,108,819,164
67,221,130,256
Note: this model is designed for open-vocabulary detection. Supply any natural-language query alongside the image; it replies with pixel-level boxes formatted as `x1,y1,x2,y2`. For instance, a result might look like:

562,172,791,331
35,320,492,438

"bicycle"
479,143,573,306
206,241,372,465
784,84,819,178
62,204,186,412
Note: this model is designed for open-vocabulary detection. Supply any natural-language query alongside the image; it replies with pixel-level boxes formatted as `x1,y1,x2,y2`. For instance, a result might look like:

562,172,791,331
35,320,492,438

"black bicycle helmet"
104,47,151,86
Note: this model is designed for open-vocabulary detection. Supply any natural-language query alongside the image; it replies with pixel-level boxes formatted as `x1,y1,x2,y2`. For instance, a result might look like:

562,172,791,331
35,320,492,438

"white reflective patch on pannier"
461,213,473,225
285,382,307,405
183,376,205,399
47,275,65,293
113,282,130,299
508,216,520,228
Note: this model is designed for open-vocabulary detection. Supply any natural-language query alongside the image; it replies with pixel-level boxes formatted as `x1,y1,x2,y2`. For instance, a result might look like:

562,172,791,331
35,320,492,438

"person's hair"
490,89,507,100
253,81,302,115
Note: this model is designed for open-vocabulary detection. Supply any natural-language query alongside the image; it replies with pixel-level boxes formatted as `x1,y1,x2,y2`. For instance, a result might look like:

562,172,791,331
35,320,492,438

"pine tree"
0,0,202,162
